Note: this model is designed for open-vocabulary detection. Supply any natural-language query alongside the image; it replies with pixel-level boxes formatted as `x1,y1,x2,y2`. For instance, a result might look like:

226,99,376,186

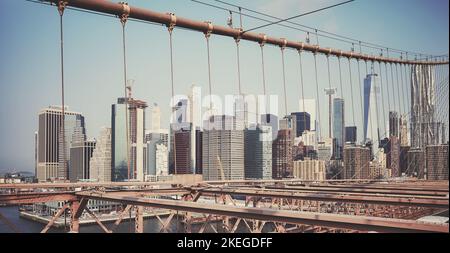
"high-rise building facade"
69,140,96,182
37,106,86,181
389,136,401,177
345,126,357,144
407,148,424,178
293,159,326,181
272,129,293,179
299,99,317,131
363,74,381,149
170,125,192,174
202,115,244,181
343,144,371,179
389,111,399,137
111,97,147,181
399,115,409,146
151,103,161,131
89,127,112,182
146,129,169,176
260,114,278,141
317,138,333,162
425,144,449,180
333,98,345,159
244,125,272,180
291,112,310,137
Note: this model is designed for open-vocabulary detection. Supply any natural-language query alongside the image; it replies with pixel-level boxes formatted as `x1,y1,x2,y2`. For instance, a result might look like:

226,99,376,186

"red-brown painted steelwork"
43,0,448,66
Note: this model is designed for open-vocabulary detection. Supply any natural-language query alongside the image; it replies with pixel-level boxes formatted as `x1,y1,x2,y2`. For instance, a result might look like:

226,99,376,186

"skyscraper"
244,124,272,180
202,115,244,181
299,99,317,131
146,129,169,176
89,127,112,182
345,126,357,144
293,159,326,181
291,112,311,137
363,74,381,149
389,136,400,177
407,148,424,178
389,111,399,137
343,144,371,179
425,144,448,180
399,115,409,146
37,106,86,181
111,96,147,182
333,98,345,160
272,129,293,179
69,140,96,182
170,124,192,174
151,103,161,131
260,114,278,141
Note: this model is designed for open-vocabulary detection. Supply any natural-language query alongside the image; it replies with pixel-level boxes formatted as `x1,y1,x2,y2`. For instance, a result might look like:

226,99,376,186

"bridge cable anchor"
119,2,130,27
167,12,177,34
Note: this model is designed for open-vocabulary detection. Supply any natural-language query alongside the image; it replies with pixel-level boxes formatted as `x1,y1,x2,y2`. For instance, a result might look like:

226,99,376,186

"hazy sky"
0,0,448,173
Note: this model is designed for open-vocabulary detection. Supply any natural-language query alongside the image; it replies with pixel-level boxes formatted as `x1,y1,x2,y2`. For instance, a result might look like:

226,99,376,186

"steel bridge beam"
40,0,448,66
75,192,449,233
196,188,449,209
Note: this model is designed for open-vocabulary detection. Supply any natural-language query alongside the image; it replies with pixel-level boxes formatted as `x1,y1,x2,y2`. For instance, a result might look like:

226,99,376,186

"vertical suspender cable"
259,40,267,115
389,63,397,114
395,63,402,116
371,61,381,145
235,36,242,95
348,58,356,127
168,15,177,175
298,50,307,136
384,62,392,117
326,55,332,138
356,59,364,142
313,52,322,141
378,61,387,137
57,1,66,179
120,13,131,180
399,63,406,117
280,43,288,117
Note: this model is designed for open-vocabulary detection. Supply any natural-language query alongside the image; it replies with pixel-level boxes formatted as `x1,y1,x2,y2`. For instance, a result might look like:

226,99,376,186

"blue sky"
0,0,448,173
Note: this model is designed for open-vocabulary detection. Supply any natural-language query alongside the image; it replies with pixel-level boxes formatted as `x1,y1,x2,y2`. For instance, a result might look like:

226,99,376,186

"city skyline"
0,0,449,173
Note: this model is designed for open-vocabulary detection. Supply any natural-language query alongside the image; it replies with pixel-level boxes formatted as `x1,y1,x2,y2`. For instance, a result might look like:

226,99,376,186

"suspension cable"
356,59,364,141
399,62,406,117
338,56,344,99
259,38,267,116
120,12,132,180
371,61,381,146
395,63,402,116
58,1,66,179
383,62,392,118
378,61,387,136
326,55,332,138
235,35,242,95
280,41,288,117
348,58,356,126
298,49,307,135
313,52,322,141
168,14,177,175
389,63,397,114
